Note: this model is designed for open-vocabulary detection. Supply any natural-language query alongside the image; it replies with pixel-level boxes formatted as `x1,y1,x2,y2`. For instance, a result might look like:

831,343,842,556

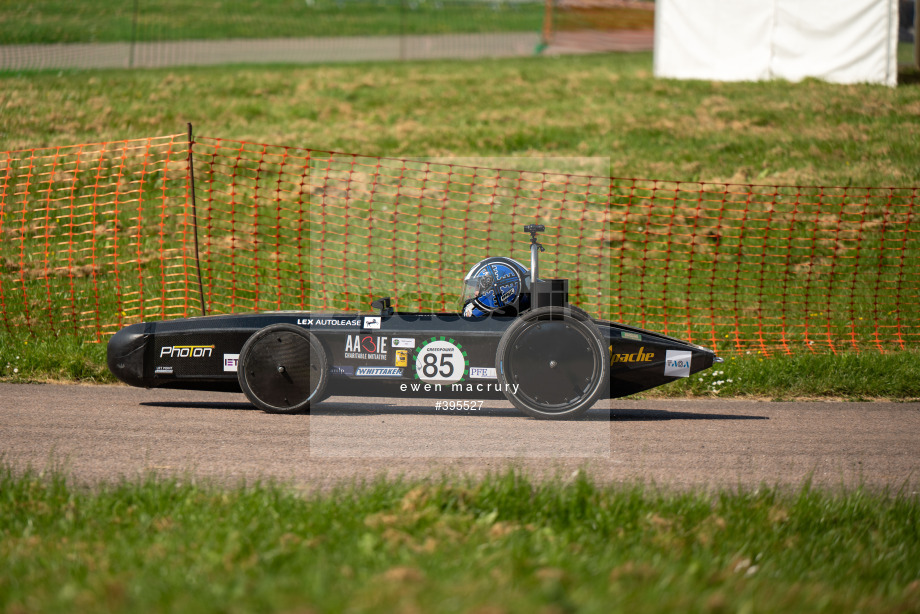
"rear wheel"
496,306,609,420
237,324,327,414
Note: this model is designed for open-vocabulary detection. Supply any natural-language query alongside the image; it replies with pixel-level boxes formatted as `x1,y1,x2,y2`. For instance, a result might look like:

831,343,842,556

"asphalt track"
1,383,918,492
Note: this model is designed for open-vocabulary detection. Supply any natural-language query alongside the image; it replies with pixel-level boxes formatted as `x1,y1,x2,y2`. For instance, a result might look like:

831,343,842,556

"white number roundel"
414,339,467,385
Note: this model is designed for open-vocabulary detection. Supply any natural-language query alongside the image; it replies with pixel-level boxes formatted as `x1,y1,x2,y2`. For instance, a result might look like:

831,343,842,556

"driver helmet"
461,257,531,317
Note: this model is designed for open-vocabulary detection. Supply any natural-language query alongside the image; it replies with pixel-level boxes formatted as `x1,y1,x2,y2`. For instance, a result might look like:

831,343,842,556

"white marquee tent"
654,0,899,86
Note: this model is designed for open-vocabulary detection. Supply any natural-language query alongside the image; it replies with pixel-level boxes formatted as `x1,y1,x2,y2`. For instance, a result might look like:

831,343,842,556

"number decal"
438,354,454,378
422,352,439,378
412,337,468,385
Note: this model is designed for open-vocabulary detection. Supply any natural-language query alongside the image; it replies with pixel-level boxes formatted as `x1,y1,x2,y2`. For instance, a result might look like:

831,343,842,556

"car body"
108,226,720,419
108,306,718,419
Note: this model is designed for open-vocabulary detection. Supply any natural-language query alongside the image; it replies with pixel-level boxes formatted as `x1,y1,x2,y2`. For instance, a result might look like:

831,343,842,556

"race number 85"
414,339,466,385
421,352,453,378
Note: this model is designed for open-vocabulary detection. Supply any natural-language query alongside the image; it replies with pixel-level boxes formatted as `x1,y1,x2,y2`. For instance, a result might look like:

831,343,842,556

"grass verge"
1,464,918,613
647,349,920,400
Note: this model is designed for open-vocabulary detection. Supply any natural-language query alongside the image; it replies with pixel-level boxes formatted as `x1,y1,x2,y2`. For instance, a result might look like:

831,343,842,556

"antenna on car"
523,224,545,282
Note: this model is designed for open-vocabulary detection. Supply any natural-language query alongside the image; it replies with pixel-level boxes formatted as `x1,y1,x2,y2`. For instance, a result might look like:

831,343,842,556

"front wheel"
495,306,609,420
237,324,327,414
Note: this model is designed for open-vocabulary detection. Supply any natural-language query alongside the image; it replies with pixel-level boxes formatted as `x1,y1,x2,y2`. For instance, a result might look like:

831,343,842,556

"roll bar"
523,224,545,283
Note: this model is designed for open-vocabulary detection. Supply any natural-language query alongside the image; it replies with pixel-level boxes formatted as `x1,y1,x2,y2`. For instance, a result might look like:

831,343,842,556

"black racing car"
108,225,720,419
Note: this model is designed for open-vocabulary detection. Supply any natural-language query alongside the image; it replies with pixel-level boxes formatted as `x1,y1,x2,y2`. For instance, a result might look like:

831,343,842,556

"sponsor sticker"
412,337,468,385
621,331,642,341
363,316,381,329
223,354,239,372
395,349,408,367
154,366,173,375
344,335,388,360
356,367,403,377
159,345,214,359
610,345,655,365
329,365,355,376
298,318,361,327
391,337,416,349
664,350,692,378
469,367,497,379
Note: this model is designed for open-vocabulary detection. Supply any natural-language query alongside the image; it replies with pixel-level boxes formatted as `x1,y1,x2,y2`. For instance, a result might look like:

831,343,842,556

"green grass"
646,350,920,400
1,465,918,613
0,335,111,383
0,0,544,44
2,36,918,614
2,55,918,187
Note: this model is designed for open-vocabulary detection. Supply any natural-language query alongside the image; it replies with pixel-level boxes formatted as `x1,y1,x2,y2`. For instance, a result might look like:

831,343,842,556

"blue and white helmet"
461,257,531,317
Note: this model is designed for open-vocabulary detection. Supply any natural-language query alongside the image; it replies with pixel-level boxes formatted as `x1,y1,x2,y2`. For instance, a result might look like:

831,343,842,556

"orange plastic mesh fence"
0,134,194,340
1,134,918,355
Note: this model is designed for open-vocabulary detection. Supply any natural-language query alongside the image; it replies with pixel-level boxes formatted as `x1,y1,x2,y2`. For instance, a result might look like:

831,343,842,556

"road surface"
2,383,917,491
0,31,653,70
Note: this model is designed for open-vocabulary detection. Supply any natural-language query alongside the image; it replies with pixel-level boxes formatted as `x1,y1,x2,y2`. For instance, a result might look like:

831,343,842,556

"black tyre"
237,324,327,414
496,306,609,420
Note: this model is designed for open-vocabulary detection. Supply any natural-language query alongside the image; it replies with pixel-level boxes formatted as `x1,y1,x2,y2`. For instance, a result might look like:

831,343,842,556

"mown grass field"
2,53,918,184
2,465,919,613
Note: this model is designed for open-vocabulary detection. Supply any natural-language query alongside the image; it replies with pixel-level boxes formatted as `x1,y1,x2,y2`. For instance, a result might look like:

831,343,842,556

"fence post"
129,0,139,69
915,0,919,69
539,0,554,52
400,0,407,61
187,123,207,316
